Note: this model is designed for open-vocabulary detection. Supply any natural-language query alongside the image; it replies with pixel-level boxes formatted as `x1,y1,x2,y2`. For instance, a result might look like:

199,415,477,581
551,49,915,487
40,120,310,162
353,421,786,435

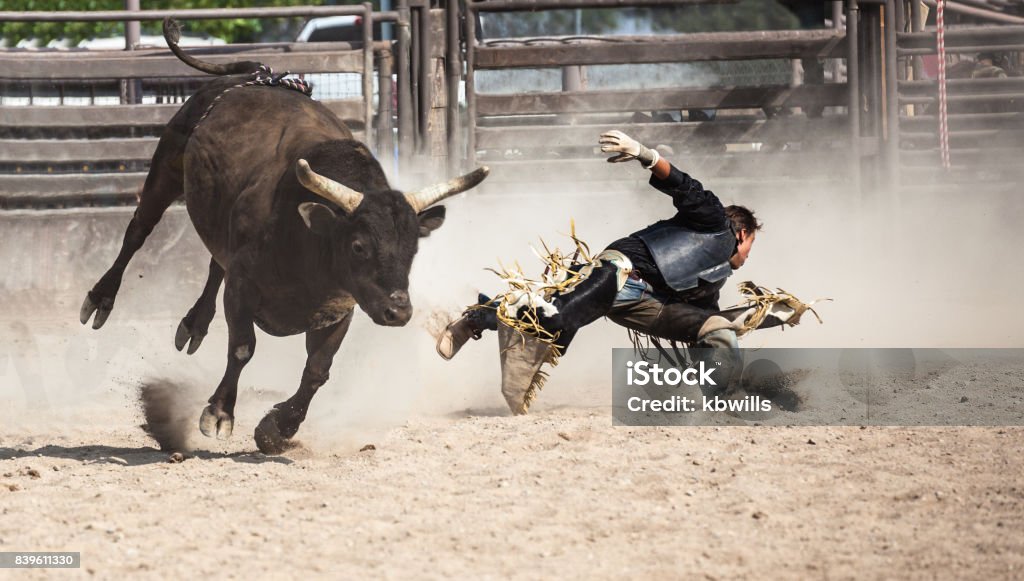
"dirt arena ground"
2,410,1022,578
1,184,1022,578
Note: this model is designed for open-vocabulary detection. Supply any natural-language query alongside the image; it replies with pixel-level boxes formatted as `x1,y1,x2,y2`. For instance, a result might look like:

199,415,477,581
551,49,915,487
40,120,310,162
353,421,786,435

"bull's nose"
379,291,412,326
382,305,412,326
389,290,410,308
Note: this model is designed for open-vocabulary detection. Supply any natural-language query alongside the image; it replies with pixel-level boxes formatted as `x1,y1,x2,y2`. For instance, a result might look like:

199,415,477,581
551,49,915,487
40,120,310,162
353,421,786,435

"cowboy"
440,128,761,351
437,131,812,413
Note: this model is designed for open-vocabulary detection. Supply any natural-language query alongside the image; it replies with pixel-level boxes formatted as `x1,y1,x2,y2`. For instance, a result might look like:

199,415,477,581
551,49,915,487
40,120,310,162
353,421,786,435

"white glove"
599,130,660,168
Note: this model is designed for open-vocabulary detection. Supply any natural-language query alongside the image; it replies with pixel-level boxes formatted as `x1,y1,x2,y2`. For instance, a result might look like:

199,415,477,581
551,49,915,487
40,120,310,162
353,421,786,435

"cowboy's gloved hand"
599,130,660,168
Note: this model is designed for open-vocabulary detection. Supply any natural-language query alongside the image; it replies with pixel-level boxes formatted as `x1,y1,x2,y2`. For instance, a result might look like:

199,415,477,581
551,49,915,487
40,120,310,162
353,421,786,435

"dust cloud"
138,379,195,452
1,124,1021,455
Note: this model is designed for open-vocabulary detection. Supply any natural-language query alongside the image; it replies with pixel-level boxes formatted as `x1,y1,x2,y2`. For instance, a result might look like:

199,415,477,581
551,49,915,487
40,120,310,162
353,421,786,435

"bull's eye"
351,239,369,258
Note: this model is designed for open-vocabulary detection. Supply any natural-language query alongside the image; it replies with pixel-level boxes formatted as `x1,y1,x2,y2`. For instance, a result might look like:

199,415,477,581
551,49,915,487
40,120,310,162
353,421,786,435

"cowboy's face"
730,229,755,269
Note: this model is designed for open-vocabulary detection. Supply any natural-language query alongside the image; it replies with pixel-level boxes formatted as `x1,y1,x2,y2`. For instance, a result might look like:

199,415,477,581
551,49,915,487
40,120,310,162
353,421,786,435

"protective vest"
634,221,735,292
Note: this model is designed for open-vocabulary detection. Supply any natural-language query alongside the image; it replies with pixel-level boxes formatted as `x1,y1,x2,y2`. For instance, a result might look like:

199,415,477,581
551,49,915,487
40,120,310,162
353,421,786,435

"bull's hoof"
254,409,298,455
79,292,114,330
174,319,206,355
199,405,234,440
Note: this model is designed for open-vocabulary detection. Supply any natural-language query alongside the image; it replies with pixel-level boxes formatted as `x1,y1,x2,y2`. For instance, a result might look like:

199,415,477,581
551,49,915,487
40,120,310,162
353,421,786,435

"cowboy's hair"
725,205,762,234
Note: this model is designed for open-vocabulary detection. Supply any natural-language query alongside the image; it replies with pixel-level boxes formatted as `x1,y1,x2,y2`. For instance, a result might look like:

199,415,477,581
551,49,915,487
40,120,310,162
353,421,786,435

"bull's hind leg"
254,311,354,454
199,273,258,439
80,144,183,329
175,258,224,354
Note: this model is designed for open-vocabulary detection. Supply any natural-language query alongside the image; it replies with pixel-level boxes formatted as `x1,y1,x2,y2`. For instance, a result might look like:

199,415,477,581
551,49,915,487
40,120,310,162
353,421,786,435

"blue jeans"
608,279,721,344
614,276,651,306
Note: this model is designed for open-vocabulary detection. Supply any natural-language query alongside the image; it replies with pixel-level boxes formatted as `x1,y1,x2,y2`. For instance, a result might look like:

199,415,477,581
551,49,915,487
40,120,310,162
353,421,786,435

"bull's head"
294,157,489,327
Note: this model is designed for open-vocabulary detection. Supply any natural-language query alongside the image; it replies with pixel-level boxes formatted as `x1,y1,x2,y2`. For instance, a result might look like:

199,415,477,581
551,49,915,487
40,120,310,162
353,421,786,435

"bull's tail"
163,18,261,76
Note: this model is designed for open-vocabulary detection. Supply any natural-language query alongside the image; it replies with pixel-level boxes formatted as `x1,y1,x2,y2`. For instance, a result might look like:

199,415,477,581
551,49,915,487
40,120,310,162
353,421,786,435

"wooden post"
446,0,463,176
362,3,375,153
426,8,449,173
377,48,395,168
910,0,922,83
123,0,141,105
417,4,433,154
465,1,478,168
832,0,844,83
561,64,584,124
397,1,415,172
884,0,900,188
866,4,883,188
848,0,862,192
410,4,421,151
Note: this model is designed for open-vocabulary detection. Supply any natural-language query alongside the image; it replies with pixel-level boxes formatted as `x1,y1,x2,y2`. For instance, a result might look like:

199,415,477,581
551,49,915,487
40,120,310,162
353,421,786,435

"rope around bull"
195,64,313,128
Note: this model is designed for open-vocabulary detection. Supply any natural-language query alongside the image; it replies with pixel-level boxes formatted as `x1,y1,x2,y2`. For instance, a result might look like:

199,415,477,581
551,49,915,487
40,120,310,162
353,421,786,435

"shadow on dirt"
0,444,293,466
444,403,605,419
444,406,512,418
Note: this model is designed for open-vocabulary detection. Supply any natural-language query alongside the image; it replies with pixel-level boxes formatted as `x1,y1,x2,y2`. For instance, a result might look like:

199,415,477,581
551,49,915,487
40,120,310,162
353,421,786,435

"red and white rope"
937,0,951,169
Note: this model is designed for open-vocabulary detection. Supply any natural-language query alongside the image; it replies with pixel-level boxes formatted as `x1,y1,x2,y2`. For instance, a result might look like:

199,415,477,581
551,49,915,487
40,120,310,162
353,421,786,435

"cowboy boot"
436,294,496,360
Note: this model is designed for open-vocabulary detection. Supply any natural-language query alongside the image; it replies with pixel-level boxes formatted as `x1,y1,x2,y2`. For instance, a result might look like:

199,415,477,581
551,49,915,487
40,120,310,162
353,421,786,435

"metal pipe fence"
460,0,856,186
887,13,1024,188
0,5,408,209
2,1,1023,206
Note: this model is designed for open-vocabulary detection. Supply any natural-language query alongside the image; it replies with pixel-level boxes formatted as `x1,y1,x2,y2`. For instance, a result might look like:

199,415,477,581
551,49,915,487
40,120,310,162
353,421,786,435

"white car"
295,16,384,102
296,15,382,43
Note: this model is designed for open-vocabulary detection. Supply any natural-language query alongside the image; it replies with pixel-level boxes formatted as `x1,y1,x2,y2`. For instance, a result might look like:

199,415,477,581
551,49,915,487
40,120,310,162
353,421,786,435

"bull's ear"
298,202,337,235
417,205,446,237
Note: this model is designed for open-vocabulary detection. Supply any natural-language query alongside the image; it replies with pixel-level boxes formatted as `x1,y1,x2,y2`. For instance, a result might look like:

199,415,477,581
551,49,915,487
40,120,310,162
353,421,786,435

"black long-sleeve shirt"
606,164,732,307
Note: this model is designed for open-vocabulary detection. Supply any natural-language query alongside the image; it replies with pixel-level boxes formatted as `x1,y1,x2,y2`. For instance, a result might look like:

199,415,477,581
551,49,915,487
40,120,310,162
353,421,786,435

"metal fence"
893,22,1024,190
1,1,1022,208
453,0,855,188
0,4,399,209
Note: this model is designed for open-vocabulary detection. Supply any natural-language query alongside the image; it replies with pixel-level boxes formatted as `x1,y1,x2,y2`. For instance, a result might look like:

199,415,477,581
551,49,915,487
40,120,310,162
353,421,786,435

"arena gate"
0,5,403,210
1,1,1022,209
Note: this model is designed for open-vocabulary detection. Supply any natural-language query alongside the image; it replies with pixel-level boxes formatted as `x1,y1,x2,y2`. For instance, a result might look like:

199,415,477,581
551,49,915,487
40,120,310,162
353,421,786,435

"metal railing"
458,0,853,187
887,4,1024,189
0,4,414,209
3,1,1023,207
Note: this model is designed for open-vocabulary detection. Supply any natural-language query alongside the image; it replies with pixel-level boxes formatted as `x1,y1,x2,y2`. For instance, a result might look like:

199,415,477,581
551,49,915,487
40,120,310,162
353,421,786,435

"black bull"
80,23,489,453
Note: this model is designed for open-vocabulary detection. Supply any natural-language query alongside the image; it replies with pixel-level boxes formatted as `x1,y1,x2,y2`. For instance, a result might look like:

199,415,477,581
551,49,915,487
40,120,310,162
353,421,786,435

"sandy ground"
1,185,1022,578
1,400,1022,579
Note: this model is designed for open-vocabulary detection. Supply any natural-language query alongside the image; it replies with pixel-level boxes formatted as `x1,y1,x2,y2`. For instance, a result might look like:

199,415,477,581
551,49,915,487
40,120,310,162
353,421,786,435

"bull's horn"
295,159,364,214
404,166,490,213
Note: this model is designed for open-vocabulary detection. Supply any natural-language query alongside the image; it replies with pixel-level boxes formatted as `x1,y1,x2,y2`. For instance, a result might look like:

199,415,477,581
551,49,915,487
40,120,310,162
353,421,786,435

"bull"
79,19,488,453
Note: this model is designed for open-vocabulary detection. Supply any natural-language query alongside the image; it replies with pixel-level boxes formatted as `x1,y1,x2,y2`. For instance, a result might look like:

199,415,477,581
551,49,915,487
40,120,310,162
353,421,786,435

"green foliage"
2,1,119,45
1,0,368,46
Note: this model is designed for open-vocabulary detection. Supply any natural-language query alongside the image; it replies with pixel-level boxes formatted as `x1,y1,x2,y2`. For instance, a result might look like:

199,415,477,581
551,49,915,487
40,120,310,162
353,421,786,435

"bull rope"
195,64,313,128
937,0,952,169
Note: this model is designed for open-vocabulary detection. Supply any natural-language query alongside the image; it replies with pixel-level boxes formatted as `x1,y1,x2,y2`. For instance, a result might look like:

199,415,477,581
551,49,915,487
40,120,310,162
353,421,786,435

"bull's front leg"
253,310,353,454
199,271,259,440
